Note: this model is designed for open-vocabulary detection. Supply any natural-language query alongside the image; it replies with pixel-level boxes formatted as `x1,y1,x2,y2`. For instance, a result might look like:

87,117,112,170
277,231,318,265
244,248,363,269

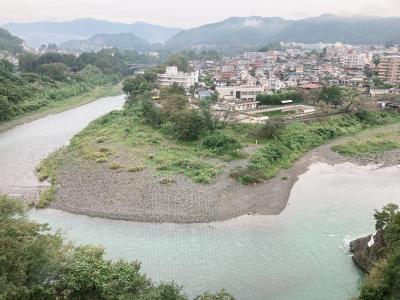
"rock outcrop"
349,230,387,273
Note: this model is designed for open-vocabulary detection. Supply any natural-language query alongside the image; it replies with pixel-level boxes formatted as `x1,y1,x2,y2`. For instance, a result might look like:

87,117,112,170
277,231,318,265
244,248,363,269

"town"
143,42,400,124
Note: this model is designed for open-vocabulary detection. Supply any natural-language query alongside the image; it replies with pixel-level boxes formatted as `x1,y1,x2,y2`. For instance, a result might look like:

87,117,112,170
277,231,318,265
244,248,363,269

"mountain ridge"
4,18,183,45
166,15,400,52
60,32,150,52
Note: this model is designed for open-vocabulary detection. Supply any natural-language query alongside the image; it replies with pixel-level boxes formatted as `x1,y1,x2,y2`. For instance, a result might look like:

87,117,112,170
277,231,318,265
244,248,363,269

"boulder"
349,230,387,273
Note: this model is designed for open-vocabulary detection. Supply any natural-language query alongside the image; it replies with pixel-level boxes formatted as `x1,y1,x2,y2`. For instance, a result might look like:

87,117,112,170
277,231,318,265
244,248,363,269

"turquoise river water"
30,163,400,300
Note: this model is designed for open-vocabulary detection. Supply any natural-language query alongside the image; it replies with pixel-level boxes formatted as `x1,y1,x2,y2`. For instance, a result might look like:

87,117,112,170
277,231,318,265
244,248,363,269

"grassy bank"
231,111,400,184
36,110,255,194
332,129,400,157
0,83,122,133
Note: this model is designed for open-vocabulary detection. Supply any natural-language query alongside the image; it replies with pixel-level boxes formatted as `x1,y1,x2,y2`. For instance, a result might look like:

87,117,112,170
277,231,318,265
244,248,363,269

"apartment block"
378,56,400,83
157,66,199,89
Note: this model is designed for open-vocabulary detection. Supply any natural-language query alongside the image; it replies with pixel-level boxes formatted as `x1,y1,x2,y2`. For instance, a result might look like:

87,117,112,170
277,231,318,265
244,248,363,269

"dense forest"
0,48,155,122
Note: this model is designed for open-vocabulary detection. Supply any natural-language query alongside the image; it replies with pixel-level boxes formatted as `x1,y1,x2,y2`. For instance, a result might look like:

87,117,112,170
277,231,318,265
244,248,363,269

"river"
0,95,125,198
2,95,400,299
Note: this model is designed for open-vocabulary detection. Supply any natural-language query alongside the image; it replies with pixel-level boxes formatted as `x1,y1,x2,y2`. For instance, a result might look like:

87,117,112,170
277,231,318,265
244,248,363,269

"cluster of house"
0,51,19,66
156,42,400,115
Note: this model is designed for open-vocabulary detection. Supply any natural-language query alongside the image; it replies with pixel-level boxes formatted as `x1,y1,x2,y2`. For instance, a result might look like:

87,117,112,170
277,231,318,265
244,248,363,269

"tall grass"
232,111,400,184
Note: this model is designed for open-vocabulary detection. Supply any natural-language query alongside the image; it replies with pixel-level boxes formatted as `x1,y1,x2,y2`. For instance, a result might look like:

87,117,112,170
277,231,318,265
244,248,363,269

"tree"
18,53,38,72
123,72,155,104
167,83,186,96
319,86,343,108
0,96,15,121
166,54,191,72
161,94,188,117
374,204,399,230
252,119,285,140
37,62,69,81
0,195,66,299
194,290,236,300
140,98,165,128
357,203,400,300
171,109,206,141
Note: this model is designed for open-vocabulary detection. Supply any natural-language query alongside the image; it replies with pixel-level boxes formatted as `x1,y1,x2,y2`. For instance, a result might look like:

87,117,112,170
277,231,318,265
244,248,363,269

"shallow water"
29,163,400,300
0,95,125,196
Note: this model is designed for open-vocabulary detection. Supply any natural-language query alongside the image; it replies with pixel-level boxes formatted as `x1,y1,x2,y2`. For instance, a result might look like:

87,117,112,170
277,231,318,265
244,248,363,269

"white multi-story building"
341,52,367,69
216,86,264,102
157,66,199,90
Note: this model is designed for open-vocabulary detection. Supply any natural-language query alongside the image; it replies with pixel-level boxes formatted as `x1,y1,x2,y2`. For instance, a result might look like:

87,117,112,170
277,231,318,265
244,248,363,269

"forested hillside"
0,28,23,54
166,15,400,52
0,49,153,122
61,33,150,52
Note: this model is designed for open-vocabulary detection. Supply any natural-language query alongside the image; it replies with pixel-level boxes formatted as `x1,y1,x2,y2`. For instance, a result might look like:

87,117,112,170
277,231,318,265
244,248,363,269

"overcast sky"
1,0,399,28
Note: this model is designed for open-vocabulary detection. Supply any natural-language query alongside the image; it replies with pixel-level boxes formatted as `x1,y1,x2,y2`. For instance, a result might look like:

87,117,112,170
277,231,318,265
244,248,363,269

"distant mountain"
4,19,182,46
60,33,150,52
0,28,23,54
276,15,400,45
166,17,292,51
166,15,400,51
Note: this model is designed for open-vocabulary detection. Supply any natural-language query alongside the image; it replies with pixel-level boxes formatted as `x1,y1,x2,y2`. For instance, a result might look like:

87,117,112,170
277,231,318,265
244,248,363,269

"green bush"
140,99,165,128
203,132,241,156
251,120,285,140
171,110,206,141
0,96,15,121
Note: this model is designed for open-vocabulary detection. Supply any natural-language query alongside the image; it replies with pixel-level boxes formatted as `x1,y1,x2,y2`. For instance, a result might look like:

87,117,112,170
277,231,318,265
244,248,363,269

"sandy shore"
50,125,400,223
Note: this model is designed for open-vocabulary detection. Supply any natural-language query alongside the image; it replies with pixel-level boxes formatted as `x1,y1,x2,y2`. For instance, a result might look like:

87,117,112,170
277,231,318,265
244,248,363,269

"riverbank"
0,95,126,203
0,83,122,133
41,116,400,223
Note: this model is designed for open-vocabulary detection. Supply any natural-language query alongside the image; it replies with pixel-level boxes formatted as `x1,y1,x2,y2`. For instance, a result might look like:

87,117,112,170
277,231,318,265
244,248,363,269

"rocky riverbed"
42,123,400,223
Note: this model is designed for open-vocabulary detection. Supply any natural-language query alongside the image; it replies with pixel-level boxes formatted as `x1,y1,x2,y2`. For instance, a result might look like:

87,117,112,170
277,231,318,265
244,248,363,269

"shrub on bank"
203,132,241,156
234,112,398,184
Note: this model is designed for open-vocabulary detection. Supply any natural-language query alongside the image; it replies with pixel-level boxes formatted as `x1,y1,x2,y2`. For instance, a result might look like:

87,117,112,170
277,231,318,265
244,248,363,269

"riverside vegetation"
0,195,235,300
0,48,155,123
352,203,400,300
35,61,400,207
332,130,400,157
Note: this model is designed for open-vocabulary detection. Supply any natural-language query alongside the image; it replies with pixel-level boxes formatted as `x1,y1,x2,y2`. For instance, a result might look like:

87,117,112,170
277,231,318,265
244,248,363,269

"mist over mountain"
166,15,400,51
3,19,183,46
60,33,150,52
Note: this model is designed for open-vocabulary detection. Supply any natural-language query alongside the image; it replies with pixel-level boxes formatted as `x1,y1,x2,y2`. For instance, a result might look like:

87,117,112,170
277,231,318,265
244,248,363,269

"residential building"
341,52,366,69
220,100,259,111
216,86,264,102
378,56,400,83
157,66,199,89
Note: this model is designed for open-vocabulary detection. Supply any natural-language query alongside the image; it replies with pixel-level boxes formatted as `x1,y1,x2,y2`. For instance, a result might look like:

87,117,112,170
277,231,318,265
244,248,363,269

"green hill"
0,28,23,54
60,33,150,52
